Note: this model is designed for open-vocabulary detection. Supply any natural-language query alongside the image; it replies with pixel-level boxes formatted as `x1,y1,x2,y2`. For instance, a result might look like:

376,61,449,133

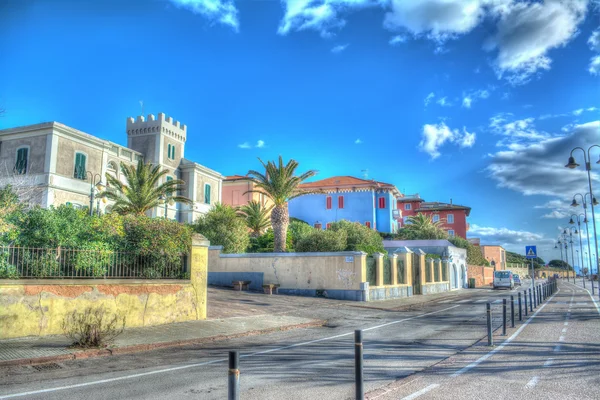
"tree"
329,220,385,255
246,156,319,252
0,186,22,243
193,203,249,254
98,159,191,215
237,200,273,237
549,259,572,270
403,213,448,240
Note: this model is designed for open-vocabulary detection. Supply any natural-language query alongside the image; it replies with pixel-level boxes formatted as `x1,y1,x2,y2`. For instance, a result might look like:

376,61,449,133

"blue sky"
1,0,599,265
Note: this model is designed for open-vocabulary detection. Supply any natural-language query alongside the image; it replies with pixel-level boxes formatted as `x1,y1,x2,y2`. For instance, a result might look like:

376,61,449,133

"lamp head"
565,156,579,169
574,229,578,234
569,217,575,224
584,217,589,223
571,199,579,207
593,197,599,206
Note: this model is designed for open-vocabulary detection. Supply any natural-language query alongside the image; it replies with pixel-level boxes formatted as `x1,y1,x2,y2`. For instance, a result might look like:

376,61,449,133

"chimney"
450,198,453,205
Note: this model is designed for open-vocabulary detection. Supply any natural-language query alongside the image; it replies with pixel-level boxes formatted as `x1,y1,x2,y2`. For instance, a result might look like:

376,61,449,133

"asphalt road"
1,280,596,400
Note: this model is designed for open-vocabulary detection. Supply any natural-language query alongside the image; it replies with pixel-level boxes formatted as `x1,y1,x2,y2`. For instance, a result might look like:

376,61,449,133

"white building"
0,112,224,223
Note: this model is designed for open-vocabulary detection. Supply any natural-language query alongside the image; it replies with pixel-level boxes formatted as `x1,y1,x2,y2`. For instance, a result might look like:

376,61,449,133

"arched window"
107,161,117,171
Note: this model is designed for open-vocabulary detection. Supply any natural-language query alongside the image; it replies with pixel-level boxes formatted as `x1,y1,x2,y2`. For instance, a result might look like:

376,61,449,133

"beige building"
481,245,507,271
0,113,224,223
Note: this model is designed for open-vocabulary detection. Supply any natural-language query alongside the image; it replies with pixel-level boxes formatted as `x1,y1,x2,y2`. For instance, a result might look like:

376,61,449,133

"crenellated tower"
126,113,187,166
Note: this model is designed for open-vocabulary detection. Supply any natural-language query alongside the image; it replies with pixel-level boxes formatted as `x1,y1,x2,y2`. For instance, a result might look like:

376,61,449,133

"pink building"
221,175,270,208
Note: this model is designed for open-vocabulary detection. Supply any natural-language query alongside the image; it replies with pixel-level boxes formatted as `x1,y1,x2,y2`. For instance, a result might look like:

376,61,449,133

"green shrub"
247,229,293,253
329,220,385,255
72,242,114,277
193,203,249,254
0,252,19,279
295,229,347,253
288,220,314,249
20,250,61,278
448,236,489,266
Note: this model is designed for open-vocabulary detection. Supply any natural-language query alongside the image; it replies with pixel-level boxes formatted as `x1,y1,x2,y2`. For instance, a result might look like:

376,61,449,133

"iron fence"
366,256,376,286
0,246,188,279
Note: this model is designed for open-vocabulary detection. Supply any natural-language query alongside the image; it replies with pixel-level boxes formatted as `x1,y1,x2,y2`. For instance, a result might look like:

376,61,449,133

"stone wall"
467,265,494,287
0,236,209,339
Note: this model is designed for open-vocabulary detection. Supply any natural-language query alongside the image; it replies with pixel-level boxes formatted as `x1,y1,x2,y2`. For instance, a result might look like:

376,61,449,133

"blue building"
289,176,402,233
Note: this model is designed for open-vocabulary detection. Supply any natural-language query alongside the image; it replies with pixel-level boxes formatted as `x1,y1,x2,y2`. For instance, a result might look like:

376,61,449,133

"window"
314,223,322,230
204,183,211,204
365,221,371,228
326,196,332,209
326,223,331,229
167,144,175,160
447,214,454,224
166,176,173,196
378,197,386,209
432,214,440,223
403,216,412,225
338,196,344,209
404,203,411,210
73,152,87,180
15,147,28,174
448,229,455,236
107,161,117,171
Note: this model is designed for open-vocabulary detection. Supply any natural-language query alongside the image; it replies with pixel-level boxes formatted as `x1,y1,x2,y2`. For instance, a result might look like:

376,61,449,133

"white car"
493,270,514,290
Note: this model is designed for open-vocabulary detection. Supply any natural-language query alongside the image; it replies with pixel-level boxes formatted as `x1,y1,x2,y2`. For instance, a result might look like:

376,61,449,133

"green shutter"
166,176,173,197
74,153,86,179
168,144,172,160
15,148,28,174
204,184,211,204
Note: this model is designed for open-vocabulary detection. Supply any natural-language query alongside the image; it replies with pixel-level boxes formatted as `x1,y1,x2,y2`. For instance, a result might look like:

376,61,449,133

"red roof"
225,175,250,181
416,202,471,216
299,176,401,196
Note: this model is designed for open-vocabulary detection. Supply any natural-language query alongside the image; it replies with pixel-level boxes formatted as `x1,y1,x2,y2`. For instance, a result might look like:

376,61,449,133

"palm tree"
404,213,448,240
237,200,273,237
98,159,192,215
246,156,319,252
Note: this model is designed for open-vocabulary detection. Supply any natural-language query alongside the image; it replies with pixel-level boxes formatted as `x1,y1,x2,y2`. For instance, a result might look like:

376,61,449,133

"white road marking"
450,288,560,378
561,328,567,333
457,299,471,304
438,300,453,304
0,305,461,399
525,376,540,389
564,321,569,326
492,299,502,304
544,358,554,367
558,336,565,342
475,299,488,303
401,384,440,400
554,344,562,353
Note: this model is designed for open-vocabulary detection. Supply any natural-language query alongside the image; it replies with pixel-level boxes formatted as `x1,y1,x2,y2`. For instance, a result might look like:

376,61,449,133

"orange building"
480,245,507,270
221,175,271,208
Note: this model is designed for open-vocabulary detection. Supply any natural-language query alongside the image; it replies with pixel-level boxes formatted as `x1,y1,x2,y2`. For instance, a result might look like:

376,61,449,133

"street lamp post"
572,193,598,293
565,228,577,284
569,214,586,288
556,240,565,279
566,145,600,300
86,172,104,217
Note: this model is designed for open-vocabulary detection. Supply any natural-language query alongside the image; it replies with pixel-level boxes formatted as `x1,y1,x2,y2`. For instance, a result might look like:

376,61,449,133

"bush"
247,229,293,253
193,203,249,254
448,236,489,266
288,220,314,249
0,252,19,279
329,220,386,255
296,229,347,253
61,306,125,348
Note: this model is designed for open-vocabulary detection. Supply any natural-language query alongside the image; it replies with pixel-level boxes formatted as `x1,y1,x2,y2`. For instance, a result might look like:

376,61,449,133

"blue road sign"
525,246,537,259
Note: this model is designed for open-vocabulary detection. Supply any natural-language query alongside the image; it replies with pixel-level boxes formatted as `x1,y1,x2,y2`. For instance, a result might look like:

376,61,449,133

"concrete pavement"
0,284,544,399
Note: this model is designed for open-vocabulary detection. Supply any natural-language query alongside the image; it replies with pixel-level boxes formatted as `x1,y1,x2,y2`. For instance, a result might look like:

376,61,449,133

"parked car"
493,270,514,290
513,274,522,286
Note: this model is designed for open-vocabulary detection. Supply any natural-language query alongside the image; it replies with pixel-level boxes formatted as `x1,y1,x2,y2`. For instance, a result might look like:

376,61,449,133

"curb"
0,320,325,368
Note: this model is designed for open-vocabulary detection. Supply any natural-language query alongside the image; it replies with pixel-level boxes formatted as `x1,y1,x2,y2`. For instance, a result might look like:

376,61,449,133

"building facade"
221,175,271,208
288,176,402,233
0,113,224,223
480,245,507,271
397,195,471,239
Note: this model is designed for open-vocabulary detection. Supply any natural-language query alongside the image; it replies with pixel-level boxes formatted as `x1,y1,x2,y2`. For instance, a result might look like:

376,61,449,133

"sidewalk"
0,314,322,367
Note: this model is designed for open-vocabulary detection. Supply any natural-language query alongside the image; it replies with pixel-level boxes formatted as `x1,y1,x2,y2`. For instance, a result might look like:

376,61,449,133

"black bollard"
524,291,528,316
355,330,364,400
510,295,515,328
502,298,507,336
228,351,240,400
518,292,523,321
487,303,493,346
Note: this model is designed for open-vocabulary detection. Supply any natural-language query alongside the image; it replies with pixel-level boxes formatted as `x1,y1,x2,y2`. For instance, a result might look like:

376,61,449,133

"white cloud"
384,0,488,43
589,55,600,75
239,140,265,149
256,140,265,148
419,122,476,159
436,96,451,107
589,29,600,52
484,0,589,85
389,34,408,45
355,138,362,144
168,0,239,31
468,223,554,254
424,92,435,106
462,96,472,109
331,44,349,53
486,120,600,197
238,142,251,149
462,89,490,108
277,0,384,37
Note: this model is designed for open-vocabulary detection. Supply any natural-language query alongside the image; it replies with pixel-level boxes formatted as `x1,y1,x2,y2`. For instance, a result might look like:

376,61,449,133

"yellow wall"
0,236,208,339
209,248,366,290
